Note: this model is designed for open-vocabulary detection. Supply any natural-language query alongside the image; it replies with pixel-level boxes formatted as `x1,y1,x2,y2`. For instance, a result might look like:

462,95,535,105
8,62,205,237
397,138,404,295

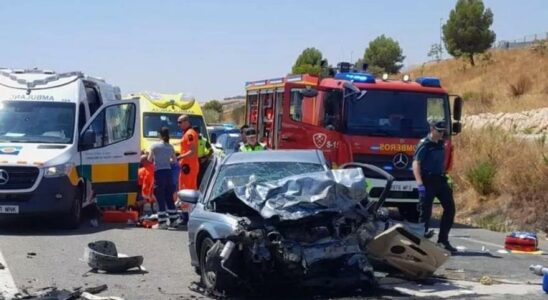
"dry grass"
409,47,548,114
451,127,548,233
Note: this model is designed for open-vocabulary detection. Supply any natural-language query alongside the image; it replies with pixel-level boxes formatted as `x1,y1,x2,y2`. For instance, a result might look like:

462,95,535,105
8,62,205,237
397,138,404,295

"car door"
78,100,140,208
278,83,345,166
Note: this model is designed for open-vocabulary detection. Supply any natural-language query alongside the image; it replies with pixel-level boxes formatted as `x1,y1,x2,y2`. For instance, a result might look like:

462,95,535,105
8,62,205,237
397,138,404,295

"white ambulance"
0,68,140,228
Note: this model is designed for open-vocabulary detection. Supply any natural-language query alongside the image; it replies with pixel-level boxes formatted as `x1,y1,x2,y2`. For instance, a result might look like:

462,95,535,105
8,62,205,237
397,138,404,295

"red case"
504,236,538,252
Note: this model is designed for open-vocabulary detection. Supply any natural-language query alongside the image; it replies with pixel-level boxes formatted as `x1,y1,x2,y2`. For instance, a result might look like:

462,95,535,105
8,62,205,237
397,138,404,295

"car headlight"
44,163,75,178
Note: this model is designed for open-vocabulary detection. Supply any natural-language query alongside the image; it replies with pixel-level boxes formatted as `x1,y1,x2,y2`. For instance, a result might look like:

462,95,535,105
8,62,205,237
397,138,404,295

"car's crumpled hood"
232,168,367,221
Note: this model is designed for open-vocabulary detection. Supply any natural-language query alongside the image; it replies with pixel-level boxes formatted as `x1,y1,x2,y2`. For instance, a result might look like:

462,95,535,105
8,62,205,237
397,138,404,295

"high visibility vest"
197,136,212,158
239,143,265,152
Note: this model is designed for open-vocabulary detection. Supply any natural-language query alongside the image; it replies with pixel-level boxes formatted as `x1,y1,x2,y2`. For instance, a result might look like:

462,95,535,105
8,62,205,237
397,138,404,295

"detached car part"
367,224,450,279
84,240,144,273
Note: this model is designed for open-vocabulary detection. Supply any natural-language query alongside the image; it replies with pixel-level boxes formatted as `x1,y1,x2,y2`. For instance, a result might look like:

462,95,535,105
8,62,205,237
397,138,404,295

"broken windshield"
210,161,326,200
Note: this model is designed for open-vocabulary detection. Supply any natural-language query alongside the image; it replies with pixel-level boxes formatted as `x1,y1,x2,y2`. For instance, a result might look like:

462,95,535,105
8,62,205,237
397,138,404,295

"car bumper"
366,178,419,204
0,176,77,217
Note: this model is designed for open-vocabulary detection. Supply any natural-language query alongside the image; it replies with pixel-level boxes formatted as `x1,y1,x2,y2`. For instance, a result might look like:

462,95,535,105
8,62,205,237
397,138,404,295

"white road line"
453,236,505,249
0,249,19,300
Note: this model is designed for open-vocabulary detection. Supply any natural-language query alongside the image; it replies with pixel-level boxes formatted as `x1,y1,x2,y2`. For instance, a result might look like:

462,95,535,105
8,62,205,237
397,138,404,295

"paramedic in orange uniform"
177,114,199,190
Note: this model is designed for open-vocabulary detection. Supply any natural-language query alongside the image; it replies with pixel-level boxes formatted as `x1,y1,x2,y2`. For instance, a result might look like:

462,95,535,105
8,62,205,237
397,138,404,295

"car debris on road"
12,284,119,300
83,241,144,273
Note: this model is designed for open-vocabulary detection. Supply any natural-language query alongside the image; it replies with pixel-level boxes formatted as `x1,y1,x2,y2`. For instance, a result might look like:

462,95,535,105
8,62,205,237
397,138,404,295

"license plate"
390,183,415,192
0,205,19,214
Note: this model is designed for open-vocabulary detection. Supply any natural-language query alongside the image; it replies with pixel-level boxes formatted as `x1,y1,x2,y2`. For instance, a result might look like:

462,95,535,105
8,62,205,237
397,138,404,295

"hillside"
409,46,548,115
409,45,548,234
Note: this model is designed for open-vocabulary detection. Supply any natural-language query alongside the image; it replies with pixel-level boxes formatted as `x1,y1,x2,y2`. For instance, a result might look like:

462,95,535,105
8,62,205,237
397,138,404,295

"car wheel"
61,188,82,229
199,237,236,293
398,203,420,222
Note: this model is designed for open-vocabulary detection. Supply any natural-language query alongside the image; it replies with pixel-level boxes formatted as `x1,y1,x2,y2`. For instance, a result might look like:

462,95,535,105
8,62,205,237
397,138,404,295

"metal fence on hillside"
496,32,548,49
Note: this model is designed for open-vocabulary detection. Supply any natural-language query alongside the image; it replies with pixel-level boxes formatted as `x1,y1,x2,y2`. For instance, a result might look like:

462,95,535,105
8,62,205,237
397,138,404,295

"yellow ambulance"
128,92,208,154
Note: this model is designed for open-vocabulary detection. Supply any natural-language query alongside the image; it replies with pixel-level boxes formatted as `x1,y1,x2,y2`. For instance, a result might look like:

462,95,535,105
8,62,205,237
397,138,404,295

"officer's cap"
429,119,447,131
244,128,257,137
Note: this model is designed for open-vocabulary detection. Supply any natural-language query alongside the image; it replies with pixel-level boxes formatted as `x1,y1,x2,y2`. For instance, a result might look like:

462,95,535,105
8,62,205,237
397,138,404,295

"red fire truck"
244,63,463,220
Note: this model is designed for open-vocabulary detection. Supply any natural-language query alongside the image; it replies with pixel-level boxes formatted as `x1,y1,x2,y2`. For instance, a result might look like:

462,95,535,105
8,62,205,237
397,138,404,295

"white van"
0,68,140,228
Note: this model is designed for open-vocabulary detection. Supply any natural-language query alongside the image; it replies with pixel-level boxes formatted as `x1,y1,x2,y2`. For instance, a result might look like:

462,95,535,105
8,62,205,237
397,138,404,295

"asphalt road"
0,215,547,300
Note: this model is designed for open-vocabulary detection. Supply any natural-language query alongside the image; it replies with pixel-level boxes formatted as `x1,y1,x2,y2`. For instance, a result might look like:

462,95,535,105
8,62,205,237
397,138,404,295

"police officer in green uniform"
239,128,265,152
412,120,457,253
193,126,213,186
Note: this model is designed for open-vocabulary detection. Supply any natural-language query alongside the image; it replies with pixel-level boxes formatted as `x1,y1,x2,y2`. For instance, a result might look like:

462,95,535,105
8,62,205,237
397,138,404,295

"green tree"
363,35,405,74
291,47,326,75
231,104,246,126
203,100,223,114
443,0,496,66
428,44,443,62
203,109,221,124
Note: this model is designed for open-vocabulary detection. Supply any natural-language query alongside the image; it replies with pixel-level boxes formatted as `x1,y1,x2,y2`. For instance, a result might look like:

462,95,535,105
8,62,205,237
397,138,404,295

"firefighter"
147,127,180,229
239,128,265,152
193,125,212,185
177,115,199,190
412,119,457,253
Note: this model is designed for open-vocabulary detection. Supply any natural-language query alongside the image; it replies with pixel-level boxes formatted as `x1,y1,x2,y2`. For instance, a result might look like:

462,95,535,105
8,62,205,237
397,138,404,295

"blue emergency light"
416,77,441,87
334,72,376,83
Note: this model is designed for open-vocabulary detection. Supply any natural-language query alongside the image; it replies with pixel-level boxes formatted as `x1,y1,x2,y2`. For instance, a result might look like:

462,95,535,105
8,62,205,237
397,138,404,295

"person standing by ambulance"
193,125,213,186
147,127,180,229
412,120,457,253
177,115,199,190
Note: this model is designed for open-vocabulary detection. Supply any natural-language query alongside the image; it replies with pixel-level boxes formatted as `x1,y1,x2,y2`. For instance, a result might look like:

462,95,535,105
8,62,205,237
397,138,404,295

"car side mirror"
177,189,200,204
453,96,463,121
79,131,95,151
452,122,462,135
214,143,224,150
210,132,217,144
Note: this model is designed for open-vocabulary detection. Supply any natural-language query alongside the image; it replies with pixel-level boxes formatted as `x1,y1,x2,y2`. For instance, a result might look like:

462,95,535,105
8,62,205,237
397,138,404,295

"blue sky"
0,0,546,101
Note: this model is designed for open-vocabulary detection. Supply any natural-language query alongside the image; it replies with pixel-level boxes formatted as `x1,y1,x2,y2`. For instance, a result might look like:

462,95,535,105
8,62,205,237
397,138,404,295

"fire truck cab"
244,63,463,221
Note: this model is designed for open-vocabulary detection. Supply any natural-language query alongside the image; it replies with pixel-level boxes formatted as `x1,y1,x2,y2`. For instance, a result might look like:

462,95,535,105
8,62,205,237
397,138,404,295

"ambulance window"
78,103,86,134
105,103,136,145
81,103,136,149
83,110,106,148
86,86,102,116
290,89,316,125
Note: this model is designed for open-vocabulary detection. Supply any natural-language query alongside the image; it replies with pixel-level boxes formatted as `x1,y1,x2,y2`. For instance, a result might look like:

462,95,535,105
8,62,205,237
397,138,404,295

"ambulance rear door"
78,99,141,208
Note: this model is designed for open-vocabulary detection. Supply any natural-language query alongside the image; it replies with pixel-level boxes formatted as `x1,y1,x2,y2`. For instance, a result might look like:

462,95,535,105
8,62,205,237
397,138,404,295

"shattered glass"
231,168,367,221
210,162,326,200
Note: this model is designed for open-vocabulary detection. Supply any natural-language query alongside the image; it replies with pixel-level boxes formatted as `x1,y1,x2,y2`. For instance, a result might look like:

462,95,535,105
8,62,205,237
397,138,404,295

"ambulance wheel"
398,203,420,222
61,187,83,229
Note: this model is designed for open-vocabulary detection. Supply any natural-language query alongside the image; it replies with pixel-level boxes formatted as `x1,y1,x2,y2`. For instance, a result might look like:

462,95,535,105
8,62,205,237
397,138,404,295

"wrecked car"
179,149,450,294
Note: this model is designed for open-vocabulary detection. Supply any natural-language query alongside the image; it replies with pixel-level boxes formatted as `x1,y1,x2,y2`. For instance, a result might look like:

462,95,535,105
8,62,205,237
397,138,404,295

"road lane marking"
453,236,504,249
0,249,19,299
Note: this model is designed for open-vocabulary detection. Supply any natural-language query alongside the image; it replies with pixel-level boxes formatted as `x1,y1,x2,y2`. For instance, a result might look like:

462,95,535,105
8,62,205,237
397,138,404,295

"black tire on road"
60,187,82,229
398,203,420,223
199,237,237,294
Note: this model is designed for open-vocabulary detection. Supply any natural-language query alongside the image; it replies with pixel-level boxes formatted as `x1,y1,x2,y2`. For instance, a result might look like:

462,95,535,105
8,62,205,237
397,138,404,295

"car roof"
222,149,326,165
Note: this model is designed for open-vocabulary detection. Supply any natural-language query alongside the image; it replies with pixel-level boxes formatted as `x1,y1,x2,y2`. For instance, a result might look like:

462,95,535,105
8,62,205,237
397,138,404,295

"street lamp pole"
440,17,443,60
